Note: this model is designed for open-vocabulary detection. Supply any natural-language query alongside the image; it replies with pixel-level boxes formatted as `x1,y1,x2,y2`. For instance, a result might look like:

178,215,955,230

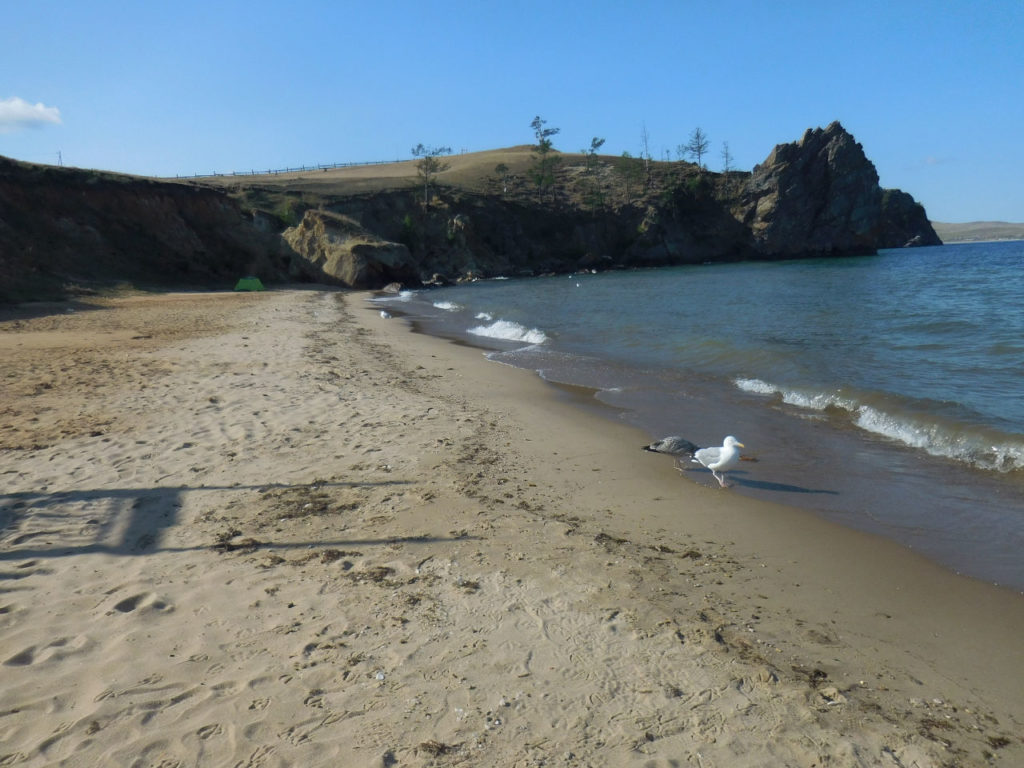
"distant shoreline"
931,220,1024,243
942,237,1024,244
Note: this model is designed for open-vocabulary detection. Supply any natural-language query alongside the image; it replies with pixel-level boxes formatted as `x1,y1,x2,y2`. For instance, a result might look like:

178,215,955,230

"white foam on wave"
475,312,493,321
735,377,1024,472
371,290,416,303
433,301,461,311
734,377,776,395
854,407,1024,471
468,319,548,345
854,406,933,450
734,378,857,411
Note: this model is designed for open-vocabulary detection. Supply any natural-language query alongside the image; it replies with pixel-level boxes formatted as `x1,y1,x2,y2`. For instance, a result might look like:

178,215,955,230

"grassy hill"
195,146,609,195
930,221,1024,242
189,146,721,221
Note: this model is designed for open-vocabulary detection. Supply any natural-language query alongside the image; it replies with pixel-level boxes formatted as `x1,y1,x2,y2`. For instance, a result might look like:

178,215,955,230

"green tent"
234,276,265,292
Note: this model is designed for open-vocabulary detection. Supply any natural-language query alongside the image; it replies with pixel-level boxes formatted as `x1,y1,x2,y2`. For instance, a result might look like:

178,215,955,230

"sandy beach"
2,288,1022,767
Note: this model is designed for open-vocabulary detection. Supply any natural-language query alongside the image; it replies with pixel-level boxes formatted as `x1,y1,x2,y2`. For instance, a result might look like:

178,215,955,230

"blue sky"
2,0,1021,222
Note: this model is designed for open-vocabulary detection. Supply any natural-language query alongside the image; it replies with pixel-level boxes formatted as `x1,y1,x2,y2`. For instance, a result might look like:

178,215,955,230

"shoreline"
387,270,1024,594
362,294,1024,736
399,292,1024,593
1,288,1021,766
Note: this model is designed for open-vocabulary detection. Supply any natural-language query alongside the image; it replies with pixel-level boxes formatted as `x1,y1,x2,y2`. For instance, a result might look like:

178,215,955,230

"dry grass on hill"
930,220,1024,242
197,146,543,196
195,146,717,223
194,146,705,199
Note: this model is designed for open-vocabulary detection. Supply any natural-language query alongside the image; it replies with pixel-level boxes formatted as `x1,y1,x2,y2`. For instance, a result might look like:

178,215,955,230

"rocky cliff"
294,122,938,286
736,121,940,257
1,122,941,301
0,157,298,302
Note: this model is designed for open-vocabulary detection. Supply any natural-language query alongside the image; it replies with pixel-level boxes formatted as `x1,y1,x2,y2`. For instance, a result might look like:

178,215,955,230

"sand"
1,288,1022,767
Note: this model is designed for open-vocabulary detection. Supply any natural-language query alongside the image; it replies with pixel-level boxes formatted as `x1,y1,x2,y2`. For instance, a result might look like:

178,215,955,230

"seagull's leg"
712,470,727,488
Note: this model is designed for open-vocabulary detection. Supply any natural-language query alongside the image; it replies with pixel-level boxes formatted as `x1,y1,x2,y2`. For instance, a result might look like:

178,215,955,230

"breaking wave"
468,319,548,346
735,378,1024,472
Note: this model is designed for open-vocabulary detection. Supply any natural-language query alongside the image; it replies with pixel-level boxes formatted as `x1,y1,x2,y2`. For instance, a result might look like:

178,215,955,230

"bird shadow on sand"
735,477,839,495
684,469,839,495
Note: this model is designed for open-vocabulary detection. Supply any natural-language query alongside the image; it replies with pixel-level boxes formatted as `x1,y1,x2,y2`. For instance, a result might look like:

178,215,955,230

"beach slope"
1,289,1021,767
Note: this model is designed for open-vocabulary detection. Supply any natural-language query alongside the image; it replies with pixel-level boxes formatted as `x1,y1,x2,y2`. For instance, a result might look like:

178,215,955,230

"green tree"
582,137,605,173
685,127,710,172
411,143,451,205
529,115,561,200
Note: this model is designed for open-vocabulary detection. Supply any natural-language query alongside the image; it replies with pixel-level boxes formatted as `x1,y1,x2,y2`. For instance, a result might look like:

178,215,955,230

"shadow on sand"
0,480,469,567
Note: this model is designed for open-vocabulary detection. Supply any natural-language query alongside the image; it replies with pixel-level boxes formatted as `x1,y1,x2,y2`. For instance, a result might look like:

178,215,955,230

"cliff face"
627,177,757,264
1,122,942,301
292,122,938,285
879,189,943,247
303,190,646,283
736,121,939,256
0,157,296,301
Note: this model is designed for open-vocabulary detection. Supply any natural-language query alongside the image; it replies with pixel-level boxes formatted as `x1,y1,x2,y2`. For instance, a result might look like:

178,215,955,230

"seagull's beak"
736,442,745,449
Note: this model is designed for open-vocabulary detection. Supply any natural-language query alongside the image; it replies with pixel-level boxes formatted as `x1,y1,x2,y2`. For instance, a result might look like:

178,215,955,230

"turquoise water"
374,242,1024,590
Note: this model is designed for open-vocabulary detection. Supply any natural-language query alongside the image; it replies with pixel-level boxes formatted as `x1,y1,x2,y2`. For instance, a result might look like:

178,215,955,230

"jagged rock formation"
736,121,940,257
880,189,943,247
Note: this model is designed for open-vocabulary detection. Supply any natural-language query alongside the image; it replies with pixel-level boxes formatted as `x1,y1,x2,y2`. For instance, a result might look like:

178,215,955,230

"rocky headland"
0,121,940,301
736,122,940,256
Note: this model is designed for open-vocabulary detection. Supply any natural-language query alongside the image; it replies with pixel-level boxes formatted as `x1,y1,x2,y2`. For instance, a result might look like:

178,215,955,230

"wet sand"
1,288,1022,766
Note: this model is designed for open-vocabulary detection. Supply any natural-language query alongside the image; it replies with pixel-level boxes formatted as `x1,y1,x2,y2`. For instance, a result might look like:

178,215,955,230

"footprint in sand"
196,723,224,740
9,530,58,546
4,645,37,666
3,635,92,666
107,592,173,615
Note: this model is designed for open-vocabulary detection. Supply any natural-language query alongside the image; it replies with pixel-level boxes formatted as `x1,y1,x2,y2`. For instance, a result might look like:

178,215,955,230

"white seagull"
644,435,746,488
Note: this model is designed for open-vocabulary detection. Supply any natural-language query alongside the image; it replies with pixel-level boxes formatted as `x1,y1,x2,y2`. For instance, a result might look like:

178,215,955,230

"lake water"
372,242,1024,591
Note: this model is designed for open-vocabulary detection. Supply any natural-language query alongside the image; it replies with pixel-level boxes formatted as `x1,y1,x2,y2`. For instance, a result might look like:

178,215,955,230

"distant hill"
930,221,1024,242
